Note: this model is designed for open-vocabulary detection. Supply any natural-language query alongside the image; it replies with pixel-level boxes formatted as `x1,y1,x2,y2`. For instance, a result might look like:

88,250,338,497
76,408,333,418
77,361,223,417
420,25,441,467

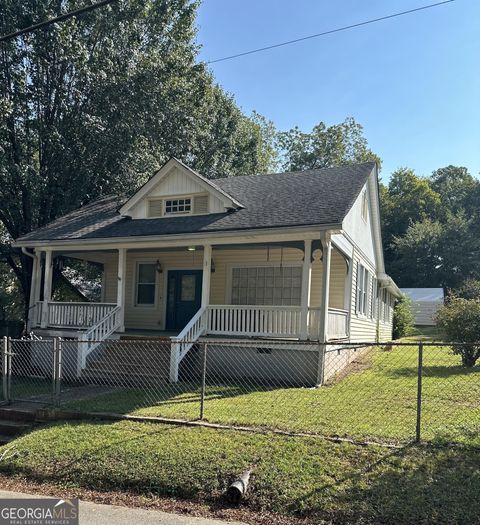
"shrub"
392,294,415,339
436,297,480,367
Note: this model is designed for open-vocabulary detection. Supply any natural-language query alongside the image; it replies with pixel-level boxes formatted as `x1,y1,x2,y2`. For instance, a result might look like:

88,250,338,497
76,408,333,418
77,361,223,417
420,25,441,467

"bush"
436,297,480,367
392,294,414,339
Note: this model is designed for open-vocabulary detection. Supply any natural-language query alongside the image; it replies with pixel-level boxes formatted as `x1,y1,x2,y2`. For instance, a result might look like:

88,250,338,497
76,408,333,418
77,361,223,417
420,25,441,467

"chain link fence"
1,336,479,446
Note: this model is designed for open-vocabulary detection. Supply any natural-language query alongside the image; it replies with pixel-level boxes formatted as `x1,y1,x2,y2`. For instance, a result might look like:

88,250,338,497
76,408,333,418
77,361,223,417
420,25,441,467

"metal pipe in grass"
226,468,254,504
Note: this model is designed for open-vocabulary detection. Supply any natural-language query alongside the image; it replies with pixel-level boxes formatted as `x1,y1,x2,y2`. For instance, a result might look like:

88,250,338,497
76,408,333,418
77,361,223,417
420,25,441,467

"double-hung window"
370,277,377,319
136,262,156,306
356,263,370,316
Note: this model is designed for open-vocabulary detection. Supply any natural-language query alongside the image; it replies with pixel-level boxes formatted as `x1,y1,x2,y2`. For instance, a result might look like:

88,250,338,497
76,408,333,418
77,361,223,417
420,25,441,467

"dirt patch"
325,347,374,386
0,474,316,525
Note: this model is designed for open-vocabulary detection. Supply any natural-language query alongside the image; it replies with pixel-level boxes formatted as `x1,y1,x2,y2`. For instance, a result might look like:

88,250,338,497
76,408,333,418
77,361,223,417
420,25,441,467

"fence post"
199,342,207,420
53,337,62,406
316,343,326,386
415,341,424,443
2,336,10,403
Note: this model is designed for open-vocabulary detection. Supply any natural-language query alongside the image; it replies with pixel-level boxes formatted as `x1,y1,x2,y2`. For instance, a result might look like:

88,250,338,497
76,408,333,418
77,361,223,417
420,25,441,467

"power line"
0,0,118,43
207,0,455,64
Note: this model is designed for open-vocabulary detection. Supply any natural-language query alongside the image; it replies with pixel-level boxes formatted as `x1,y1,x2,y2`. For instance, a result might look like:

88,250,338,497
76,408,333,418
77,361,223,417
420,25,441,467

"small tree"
436,297,480,367
392,294,415,339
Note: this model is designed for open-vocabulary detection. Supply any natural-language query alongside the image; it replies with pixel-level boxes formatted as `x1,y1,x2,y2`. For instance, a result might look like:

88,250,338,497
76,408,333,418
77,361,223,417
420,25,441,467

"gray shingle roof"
16,162,375,243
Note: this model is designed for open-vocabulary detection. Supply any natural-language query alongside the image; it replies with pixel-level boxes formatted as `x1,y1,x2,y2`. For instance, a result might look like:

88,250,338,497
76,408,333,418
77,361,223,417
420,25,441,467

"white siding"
102,246,348,331
342,182,376,265
349,252,378,342
128,166,225,219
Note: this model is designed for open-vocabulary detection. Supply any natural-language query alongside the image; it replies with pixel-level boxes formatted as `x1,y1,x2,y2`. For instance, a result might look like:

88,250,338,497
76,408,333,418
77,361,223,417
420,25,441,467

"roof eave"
12,222,343,249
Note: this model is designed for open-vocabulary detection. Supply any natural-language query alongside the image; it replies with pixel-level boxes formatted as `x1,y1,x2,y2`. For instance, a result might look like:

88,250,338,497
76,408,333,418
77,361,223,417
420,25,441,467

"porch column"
26,252,40,332
300,239,312,339
117,248,127,332
201,244,212,308
41,250,53,328
317,232,332,385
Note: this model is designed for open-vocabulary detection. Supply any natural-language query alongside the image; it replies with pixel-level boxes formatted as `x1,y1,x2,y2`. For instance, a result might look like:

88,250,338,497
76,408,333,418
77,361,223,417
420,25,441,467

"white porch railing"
206,305,303,338
169,306,208,382
308,307,349,340
34,301,117,329
327,308,349,339
77,306,122,375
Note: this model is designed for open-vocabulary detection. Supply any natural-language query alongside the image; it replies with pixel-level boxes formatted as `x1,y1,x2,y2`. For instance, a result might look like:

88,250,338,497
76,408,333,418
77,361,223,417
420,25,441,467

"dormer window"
165,197,192,215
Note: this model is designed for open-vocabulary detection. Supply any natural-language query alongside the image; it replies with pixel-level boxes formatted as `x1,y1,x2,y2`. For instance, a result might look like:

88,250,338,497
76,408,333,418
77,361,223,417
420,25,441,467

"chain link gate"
1,336,61,406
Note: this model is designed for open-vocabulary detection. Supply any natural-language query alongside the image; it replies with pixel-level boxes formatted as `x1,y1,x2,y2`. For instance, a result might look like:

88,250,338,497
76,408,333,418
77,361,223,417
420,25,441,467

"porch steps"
82,340,173,385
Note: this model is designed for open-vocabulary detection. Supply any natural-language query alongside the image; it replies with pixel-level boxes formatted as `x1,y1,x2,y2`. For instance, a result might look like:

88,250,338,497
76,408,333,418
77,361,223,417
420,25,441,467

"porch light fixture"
155,260,163,274
187,246,196,251
211,259,215,273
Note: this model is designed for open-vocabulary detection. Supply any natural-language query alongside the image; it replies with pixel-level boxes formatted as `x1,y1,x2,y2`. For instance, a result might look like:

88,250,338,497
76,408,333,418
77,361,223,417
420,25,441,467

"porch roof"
15,162,375,244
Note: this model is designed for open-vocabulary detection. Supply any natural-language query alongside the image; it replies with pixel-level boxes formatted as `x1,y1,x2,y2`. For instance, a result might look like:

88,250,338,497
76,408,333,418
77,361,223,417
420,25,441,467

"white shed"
400,288,444,326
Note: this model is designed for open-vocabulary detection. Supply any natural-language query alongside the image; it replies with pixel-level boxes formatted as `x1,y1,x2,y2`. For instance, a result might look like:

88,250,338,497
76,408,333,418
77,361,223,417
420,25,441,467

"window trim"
163,195,193,216
134,260,158,308
356,263,370,317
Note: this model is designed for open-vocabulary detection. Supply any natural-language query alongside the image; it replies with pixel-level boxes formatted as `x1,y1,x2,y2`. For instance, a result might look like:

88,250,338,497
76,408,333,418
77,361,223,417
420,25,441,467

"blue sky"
196,0,479,181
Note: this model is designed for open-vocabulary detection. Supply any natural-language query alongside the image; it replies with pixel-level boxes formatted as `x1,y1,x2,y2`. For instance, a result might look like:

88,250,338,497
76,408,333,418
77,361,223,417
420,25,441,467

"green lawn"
0,420,479,525
63,343,480,446
5,376,54,403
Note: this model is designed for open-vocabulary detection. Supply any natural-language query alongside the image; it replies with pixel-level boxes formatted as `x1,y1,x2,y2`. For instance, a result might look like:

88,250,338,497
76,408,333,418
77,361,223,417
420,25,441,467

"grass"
61,341,480,446
0,420,479,525
7,377,54,402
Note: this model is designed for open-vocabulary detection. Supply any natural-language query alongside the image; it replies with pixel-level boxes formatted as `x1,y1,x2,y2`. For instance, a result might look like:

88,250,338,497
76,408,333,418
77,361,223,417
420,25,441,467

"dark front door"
166,270,203,331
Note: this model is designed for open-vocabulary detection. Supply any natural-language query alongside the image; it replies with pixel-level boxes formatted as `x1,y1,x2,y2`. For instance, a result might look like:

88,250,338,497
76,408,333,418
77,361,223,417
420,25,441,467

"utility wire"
207,0,454,64
0,0,118,43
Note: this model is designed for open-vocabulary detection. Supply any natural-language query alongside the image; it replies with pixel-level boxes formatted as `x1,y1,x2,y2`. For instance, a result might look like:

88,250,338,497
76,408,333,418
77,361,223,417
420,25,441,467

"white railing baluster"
38,302,118,329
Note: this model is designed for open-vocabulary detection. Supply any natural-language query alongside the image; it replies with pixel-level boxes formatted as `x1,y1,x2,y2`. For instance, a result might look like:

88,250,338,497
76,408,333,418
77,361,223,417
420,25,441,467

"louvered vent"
148,199,163,217
193,195,209,214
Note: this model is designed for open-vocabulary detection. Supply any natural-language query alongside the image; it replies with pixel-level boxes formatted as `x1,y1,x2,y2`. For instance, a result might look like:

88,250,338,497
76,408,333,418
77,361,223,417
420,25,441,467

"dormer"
119,158,244,219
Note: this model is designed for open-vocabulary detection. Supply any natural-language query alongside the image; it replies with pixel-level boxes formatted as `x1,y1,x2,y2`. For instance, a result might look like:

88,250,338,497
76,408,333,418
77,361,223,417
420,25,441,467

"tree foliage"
455,279,480,301
0,0,277,320
382,165,480,290
436,297,480,367
277,117,380,172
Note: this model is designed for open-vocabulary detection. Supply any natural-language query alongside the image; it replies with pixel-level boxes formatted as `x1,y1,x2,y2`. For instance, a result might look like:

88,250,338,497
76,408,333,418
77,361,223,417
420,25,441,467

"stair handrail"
169,306,208,382
77,305,122,375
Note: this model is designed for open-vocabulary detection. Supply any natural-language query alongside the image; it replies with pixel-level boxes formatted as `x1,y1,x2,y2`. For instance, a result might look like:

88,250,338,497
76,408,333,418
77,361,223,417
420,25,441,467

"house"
400,288,444,326
14,158,400,385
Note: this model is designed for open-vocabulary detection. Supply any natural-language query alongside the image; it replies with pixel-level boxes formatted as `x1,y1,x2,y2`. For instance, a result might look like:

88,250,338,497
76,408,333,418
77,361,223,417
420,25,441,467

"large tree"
383,165,480,289
0,0,276,322
277,117,380,172
380,167,441,258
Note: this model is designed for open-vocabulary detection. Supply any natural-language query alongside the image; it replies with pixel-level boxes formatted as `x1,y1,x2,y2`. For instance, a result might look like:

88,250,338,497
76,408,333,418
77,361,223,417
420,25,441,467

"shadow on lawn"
386,365,480,379
62,379,286,416
299,443,480,525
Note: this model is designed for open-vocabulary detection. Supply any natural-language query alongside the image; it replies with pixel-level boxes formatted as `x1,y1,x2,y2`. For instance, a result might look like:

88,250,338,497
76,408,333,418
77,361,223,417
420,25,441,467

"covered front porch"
28,234,351,341
27,233,352,380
